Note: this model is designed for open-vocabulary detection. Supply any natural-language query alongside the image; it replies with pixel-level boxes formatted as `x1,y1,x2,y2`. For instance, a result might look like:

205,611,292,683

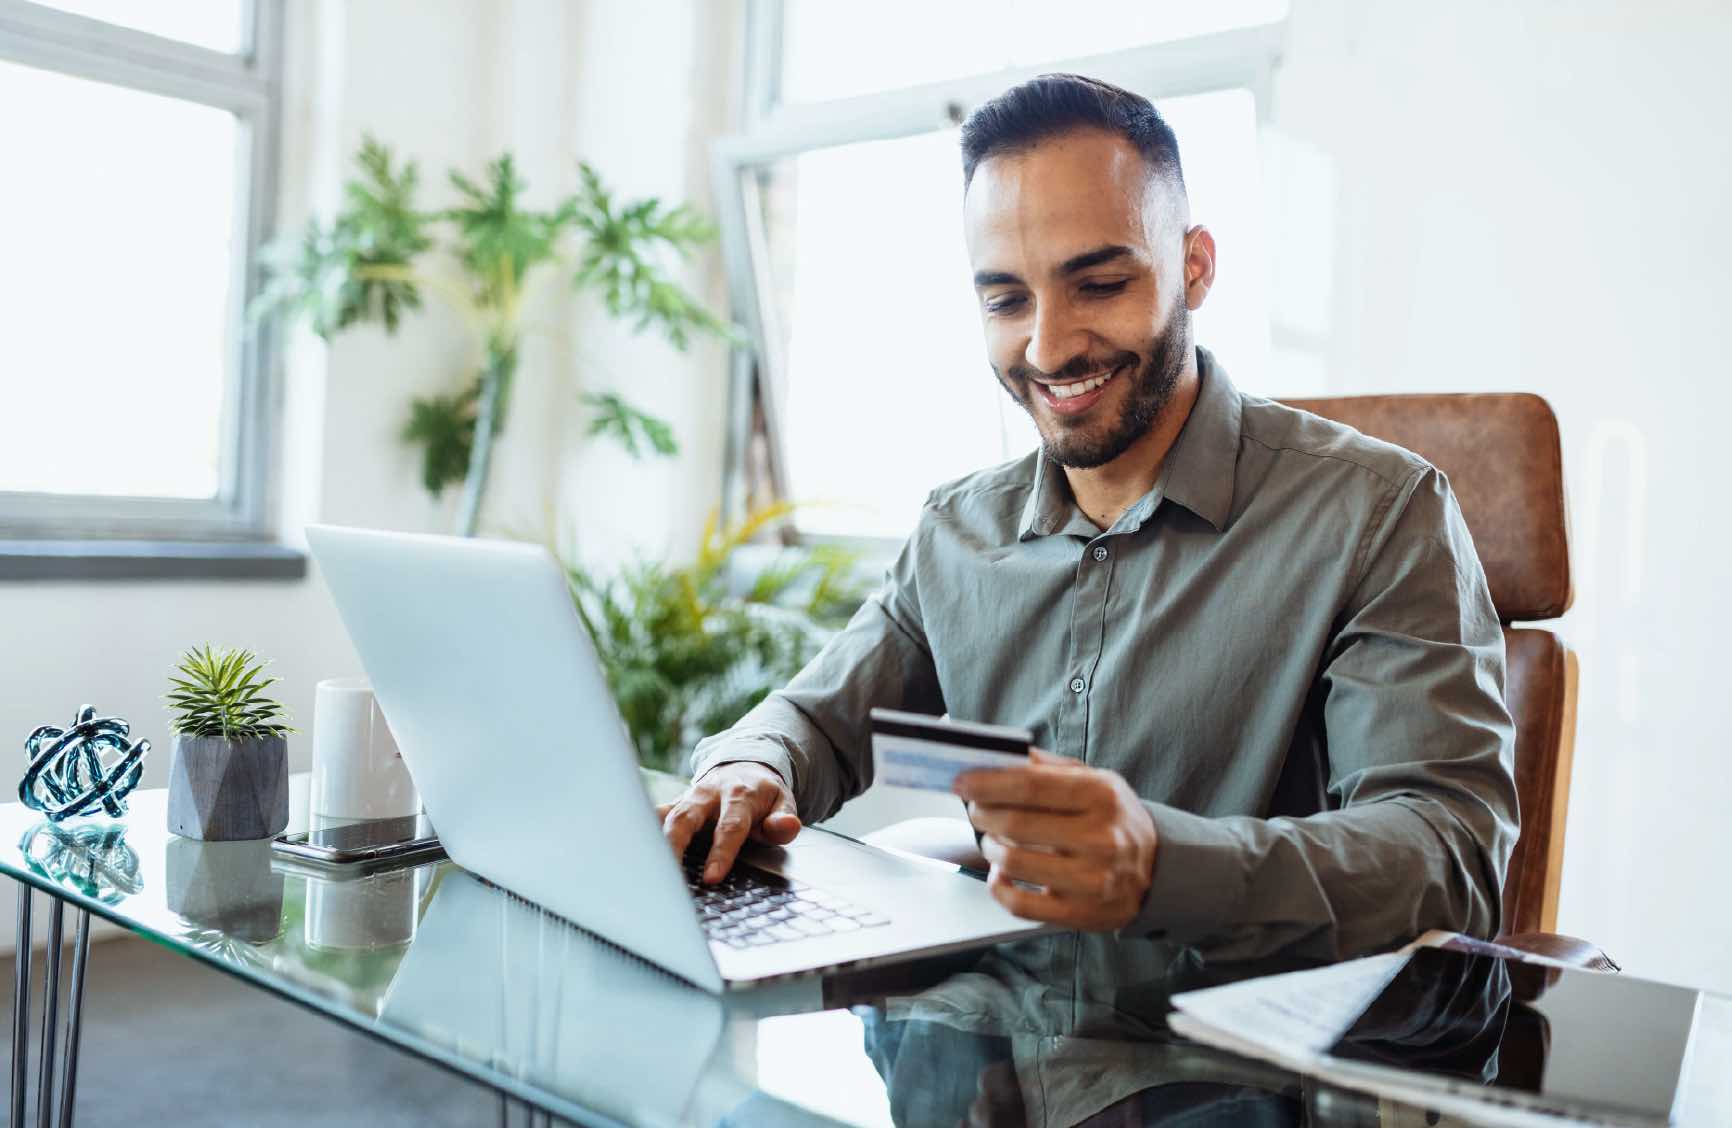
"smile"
1049,368,1117,398
1032,362,1127,415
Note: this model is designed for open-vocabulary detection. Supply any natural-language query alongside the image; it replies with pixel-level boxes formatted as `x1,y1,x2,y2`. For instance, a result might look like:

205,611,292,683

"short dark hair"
959,73,1185,194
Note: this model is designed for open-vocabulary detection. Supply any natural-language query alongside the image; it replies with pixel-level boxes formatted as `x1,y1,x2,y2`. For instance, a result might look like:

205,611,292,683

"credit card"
869,708,1032,792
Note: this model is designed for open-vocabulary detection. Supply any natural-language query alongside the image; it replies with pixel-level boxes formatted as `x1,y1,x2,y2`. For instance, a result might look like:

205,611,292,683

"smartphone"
271,813,445,870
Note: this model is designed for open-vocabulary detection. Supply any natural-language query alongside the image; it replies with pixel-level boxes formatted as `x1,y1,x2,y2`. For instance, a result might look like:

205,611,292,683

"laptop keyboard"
682,855,891,949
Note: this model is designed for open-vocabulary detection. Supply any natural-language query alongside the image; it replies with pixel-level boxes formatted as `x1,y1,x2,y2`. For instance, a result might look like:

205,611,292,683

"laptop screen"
1327,947,1700,1123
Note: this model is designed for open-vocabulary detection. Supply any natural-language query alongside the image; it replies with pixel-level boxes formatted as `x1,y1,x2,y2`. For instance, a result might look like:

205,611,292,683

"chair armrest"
1492,931,1621,972
861,816,987,871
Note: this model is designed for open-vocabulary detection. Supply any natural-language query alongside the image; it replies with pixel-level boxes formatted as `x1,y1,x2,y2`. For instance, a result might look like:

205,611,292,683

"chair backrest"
1282,393,1574,934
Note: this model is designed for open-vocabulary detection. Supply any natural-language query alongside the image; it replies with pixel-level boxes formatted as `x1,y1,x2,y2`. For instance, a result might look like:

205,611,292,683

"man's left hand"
953,747,1158,931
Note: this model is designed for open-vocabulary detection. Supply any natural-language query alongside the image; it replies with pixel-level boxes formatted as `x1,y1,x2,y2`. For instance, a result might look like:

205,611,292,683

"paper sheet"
1168,951,1409,1069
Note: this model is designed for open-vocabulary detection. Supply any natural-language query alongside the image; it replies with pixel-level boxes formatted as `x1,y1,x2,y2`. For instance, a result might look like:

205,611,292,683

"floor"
1,936,500,1127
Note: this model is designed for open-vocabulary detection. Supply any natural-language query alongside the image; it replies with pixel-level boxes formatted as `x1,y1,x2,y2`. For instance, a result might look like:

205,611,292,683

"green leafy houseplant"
568,504,868,773
165,645,294,741
164,646,294,841
253,139,734,536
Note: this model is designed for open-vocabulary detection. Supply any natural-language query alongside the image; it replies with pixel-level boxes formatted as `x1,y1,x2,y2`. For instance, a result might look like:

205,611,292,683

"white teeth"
1048,366,1117,400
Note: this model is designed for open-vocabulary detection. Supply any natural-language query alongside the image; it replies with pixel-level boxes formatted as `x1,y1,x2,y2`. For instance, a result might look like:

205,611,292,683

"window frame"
0,0,284,544
713,0,1284,547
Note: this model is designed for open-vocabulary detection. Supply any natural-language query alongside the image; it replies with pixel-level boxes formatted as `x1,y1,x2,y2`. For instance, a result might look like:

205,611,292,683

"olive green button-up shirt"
691,347,1519,963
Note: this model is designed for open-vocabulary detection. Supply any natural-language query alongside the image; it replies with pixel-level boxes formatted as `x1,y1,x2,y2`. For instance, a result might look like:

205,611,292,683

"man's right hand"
657,761,802,883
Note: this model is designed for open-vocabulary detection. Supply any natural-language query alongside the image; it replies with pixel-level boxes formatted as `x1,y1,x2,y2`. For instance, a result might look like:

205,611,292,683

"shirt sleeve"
1119,464,1521,960
686,508,947,822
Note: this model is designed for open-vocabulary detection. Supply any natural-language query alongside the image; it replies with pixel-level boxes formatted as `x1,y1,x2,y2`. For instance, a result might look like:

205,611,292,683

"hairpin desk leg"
32,901,63,1128
10,885,32,1128
53,910,89,1128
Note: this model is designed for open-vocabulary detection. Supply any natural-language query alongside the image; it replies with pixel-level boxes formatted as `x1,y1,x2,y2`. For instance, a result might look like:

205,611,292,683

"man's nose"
1025,300,1087,377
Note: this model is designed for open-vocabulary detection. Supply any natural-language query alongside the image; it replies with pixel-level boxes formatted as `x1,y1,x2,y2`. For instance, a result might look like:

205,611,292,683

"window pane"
35,0,247,53
761,130,1023,538
0,63,240,500
759,89,1267,538
781,0,1287,105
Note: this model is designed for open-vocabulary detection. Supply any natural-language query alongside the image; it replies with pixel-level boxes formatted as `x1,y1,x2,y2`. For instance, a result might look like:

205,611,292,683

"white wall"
0,0,739,951
1259,0,1732,991
520,0,738,574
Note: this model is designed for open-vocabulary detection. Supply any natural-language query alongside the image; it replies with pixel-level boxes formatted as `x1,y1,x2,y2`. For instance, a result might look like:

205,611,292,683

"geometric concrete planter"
167,734,290,842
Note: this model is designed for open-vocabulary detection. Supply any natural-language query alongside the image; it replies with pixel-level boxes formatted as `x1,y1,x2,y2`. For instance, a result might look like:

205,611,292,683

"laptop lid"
306,525,723,992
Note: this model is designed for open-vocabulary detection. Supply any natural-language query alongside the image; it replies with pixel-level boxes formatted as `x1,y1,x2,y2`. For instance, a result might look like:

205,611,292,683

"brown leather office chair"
1281,393,1579,948
867,392,1611,967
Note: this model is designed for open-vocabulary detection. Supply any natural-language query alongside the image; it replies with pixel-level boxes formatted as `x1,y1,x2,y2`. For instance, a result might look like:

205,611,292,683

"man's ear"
1182,225,1216,311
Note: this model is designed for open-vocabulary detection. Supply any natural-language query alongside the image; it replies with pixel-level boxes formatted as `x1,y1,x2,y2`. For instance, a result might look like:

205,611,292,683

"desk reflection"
380,869,728,1127
19,820,141,905
368,872,1551,1127
859,934,1539,1126
165,836,283,941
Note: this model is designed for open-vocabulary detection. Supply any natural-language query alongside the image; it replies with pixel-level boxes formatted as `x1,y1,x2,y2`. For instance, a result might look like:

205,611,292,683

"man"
660,73,1518,962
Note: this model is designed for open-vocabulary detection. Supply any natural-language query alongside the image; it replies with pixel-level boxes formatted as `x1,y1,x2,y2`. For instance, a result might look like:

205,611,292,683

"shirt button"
1092,545,1109,562
1069,677,1086,693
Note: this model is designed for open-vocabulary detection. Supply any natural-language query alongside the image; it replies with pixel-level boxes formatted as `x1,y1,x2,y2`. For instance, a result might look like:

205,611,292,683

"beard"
995,297,1191,470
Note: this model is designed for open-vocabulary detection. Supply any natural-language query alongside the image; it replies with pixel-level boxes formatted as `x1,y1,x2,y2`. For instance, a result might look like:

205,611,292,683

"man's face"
964,127,1193,469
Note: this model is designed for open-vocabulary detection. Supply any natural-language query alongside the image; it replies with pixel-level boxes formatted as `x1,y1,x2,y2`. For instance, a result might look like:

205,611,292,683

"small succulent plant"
165,645,294,742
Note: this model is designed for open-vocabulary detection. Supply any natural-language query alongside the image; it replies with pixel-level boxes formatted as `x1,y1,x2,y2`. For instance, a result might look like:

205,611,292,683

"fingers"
749,777,801,844
985,867,1081,927
662,763,801,881
702,786,760,882
980,833,1096,895
952,762,1102,811
966,803,1090,851
751,806,803,846
963,756,1157,932
661,789,718,862
980,833,1119,907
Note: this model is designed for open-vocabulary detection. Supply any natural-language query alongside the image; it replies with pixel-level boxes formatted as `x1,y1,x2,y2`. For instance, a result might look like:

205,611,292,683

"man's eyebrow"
972,244,1135,289
1059,244,1134,274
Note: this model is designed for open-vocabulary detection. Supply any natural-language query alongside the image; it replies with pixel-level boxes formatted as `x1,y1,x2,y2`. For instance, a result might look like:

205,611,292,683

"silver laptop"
307,525,1050,992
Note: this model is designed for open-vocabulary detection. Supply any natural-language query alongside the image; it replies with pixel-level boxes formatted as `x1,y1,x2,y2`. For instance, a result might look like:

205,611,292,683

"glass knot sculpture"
20,704,149,821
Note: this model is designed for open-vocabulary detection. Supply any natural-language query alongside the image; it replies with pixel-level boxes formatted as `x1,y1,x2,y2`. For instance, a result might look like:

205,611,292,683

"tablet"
1326,947,1702,1125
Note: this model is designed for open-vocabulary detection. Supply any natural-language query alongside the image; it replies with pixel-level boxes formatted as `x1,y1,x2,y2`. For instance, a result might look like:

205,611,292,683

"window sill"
0,540,307,581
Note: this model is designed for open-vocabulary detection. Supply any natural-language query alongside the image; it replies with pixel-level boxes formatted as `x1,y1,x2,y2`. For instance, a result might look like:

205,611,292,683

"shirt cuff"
689,737,797,797
1116,801,1251,941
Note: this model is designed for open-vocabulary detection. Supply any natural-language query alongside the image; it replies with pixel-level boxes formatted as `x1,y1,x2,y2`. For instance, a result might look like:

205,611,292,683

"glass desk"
0,775,1621,1127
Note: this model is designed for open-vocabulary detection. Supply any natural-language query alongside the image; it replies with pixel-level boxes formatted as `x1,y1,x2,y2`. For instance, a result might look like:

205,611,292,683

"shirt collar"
1017,346,1242,541
1159,346,1241,532
1017,456,1096,540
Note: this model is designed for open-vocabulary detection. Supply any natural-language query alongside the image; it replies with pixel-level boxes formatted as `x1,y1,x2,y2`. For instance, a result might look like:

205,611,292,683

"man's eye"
985,295,1026,315
1081,280,1129,297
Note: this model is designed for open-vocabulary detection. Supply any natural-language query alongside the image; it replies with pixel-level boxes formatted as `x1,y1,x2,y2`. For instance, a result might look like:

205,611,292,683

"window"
717,1,1285,542
0,0,282,545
